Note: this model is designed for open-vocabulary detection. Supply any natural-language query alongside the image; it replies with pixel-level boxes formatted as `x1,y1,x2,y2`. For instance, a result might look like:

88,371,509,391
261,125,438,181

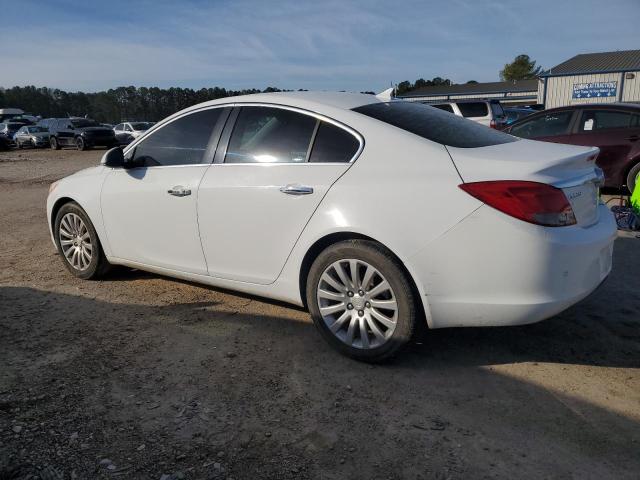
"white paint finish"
100,166,210,274
197,163,350,284
410,203,616,328
46,166,110,250
46,91,618,333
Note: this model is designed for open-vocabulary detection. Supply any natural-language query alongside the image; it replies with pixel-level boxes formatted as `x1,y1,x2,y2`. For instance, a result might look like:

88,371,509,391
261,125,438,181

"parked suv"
49,118,117,150
505,103,640,192
428,100,506,128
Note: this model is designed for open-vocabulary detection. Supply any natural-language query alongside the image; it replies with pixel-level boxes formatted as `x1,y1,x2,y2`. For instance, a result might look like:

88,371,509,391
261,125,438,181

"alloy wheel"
58,213,93,271
316,259,398,349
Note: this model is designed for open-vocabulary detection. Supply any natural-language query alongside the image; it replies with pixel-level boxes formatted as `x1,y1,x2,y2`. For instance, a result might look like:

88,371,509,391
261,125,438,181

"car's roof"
191,91,382,112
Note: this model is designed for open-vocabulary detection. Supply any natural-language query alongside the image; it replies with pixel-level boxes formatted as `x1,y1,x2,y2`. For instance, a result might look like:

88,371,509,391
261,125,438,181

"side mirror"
101,147,125,168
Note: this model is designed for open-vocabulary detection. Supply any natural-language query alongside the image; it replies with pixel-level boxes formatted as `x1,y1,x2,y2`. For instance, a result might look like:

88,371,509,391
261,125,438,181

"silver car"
15,126,50,148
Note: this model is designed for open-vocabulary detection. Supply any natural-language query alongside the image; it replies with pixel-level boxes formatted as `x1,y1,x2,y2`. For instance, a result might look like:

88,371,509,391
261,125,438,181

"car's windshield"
71,119,99,128
27,126,47,133
130,122,154,130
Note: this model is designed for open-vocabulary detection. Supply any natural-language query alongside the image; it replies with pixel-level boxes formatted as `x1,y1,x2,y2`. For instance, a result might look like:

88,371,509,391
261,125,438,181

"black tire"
31,139,37,148
54,202,112,280
76,136,87,151
627,162,640,194
306,240,418,362
50,137,60,150
16,140,22,149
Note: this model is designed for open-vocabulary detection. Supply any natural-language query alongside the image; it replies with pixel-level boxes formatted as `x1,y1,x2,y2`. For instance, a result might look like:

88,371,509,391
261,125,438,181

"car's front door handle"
626,135,639,142
167,186,191,197
279,184,314,195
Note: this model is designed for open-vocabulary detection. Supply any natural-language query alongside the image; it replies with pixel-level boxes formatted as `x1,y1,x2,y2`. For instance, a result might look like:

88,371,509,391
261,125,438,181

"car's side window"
580,110,632,132
308,121,360,163
224,107,317,163
124,125,132,132
510,111,573,138
431,104,455,113
131,108,222,167
114,124,123,131
457,102,489,118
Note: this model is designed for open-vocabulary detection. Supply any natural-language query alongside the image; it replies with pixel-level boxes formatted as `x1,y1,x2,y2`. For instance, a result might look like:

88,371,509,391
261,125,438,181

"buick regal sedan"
46,92,616,361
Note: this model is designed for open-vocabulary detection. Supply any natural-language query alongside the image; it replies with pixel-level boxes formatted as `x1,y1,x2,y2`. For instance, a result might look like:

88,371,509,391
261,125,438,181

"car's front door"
567,109,640,188
198,105,362,284
100,107,228,274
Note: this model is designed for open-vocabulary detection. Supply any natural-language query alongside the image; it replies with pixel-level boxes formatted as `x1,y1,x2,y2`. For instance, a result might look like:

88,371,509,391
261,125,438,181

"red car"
504,103,640,192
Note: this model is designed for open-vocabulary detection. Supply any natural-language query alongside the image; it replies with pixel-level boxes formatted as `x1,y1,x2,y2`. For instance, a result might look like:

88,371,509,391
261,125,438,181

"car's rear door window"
510,111,573,138
579,110,633,132
353,102,517,148
225,107,317,163
308,122,360,163
131,108,222,167
457,102,489,118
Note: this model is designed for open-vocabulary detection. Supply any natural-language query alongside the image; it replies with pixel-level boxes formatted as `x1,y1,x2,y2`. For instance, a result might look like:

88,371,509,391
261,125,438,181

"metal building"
397,80,538,105
539,49,640,108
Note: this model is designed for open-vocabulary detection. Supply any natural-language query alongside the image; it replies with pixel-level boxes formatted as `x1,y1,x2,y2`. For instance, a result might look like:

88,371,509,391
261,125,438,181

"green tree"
500,54,542,81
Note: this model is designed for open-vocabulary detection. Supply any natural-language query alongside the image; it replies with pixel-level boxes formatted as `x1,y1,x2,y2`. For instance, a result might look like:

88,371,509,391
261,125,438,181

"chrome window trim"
222,102,364,165
121,101,364,169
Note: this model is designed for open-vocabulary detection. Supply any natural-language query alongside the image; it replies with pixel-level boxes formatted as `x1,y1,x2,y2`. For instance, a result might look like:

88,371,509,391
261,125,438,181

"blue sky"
0,0,638,92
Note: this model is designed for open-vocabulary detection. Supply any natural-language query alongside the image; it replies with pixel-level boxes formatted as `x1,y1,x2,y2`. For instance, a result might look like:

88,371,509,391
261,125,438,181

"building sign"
572,81,618,99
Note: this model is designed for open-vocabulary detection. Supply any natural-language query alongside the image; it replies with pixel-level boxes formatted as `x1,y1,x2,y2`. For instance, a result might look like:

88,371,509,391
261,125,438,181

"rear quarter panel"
275,114,483,321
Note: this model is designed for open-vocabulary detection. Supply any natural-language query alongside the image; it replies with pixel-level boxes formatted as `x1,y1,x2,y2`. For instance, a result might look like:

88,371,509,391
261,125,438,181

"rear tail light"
459,180,576,227
489,119,497,129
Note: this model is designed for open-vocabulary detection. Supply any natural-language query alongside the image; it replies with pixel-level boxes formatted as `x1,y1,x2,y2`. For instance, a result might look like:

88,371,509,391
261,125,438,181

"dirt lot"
0,147,639,480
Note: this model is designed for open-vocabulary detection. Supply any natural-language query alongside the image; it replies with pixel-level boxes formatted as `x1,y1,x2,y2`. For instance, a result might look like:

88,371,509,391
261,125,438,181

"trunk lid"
448,139,602,227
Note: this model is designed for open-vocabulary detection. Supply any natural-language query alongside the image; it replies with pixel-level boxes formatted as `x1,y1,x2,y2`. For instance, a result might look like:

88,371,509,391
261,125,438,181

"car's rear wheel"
50,137,60,150
54,202,111,279
76,137,87,151
306,240,418,362
627,162,640,194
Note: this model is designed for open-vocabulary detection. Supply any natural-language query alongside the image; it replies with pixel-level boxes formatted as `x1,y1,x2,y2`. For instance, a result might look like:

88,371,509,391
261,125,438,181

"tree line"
0,54,541,123
0,85,295,124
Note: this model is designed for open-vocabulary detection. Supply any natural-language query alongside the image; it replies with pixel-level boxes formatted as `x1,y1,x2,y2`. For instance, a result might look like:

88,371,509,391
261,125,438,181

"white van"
428,100,506,128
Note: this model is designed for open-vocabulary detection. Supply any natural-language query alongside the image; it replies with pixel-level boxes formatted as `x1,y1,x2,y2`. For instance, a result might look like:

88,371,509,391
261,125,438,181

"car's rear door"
100,106,229,274
566,108,638,188
197,105,362,284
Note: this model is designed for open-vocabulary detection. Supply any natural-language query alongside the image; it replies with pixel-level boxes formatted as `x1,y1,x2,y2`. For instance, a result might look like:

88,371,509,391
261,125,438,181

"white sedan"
46,92,616,361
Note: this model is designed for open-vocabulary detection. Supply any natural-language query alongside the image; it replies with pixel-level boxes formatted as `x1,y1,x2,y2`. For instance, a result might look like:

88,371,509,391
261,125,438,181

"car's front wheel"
76,137,87,151
50,137,60,150
54,202,111,279
306,240,418,362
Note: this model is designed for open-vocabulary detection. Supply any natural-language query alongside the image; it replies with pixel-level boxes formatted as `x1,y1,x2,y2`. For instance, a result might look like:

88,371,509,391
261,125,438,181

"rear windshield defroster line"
352,102,518,148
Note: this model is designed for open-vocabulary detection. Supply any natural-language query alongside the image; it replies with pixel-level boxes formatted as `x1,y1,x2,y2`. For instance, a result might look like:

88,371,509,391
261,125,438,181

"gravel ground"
1,147,639,480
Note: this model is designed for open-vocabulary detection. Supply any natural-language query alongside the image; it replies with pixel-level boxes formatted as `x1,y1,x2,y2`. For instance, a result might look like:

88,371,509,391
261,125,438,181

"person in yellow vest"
631,171,640,216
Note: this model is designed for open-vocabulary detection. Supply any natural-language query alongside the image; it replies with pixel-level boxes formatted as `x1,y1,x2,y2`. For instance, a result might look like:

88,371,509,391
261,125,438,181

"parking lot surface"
1,148,639,479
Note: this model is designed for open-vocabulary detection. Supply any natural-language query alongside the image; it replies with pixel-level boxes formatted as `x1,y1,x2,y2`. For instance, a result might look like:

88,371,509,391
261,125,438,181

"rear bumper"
411,203,617,328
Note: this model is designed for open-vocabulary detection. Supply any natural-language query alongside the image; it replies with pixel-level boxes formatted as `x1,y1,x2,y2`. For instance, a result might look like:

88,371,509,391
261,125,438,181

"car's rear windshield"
352,101,517,148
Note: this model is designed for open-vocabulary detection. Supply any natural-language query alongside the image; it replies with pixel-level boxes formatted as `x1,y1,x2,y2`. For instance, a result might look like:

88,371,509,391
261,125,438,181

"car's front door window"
130,108,222,167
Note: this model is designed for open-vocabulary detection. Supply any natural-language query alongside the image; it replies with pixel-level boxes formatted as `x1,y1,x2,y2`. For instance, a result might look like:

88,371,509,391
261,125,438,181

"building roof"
545,49,640,76
398,79,538,98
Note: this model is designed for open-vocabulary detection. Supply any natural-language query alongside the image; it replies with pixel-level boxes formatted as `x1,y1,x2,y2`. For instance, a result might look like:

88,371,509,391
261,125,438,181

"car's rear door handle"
167,186,191,197
626,135,639,142
279,184,314,195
